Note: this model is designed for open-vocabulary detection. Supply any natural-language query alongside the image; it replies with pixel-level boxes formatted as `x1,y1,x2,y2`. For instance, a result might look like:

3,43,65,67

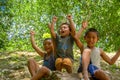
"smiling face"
43,39,53,54
59,23,70,37
84,28,99,49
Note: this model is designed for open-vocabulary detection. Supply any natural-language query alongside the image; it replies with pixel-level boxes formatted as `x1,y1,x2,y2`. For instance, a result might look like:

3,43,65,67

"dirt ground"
0,51,120,80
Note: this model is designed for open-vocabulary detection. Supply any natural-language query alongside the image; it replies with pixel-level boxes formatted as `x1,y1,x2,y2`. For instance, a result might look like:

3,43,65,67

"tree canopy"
0,0,120,52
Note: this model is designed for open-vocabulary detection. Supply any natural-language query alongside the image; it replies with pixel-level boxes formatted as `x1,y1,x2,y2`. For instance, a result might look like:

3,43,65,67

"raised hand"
52,16,57,23
82,21,88,29
67,14,72,20
30,30,35,36
48,16,57,38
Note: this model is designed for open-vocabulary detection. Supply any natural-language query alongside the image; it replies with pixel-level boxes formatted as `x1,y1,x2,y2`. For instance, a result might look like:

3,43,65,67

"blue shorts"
88,64,99,80
77,57,99,80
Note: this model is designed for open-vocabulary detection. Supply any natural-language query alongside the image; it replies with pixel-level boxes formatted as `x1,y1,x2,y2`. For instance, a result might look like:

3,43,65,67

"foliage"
0,0,120,52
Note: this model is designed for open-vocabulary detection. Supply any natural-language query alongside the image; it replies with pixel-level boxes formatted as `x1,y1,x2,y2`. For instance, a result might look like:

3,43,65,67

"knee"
40,66,50,75
28,58,35,65
62,58,72,69
55,58,63,66
62,58,72,73
94,70,110,80
63,58,72,66
94,70,104,76
28,58,35,62
55,58,63,71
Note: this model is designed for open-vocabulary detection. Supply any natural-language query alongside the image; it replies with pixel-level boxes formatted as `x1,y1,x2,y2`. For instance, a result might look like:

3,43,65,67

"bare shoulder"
84,48,91,53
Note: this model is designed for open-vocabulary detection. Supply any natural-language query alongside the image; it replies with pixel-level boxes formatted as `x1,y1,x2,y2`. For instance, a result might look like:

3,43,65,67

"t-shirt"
54,34,74,60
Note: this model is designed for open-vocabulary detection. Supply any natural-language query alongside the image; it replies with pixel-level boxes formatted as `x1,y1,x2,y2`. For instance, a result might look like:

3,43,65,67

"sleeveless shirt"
90,47,101,68
43,53,56,70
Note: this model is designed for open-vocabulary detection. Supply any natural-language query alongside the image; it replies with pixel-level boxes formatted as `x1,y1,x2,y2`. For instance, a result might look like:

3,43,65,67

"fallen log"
50,71,112,80
54,71,80,80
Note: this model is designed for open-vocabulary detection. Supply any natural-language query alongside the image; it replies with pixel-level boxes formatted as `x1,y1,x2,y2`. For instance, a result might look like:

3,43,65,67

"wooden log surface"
52,71,80,80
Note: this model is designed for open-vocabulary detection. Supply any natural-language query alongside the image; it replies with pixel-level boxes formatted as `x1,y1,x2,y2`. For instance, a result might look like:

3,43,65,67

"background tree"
0,0,120,52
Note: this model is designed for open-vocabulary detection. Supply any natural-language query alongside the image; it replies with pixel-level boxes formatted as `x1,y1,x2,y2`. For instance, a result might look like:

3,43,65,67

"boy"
28,30,57,80
75,28,120,80
48,14,76,73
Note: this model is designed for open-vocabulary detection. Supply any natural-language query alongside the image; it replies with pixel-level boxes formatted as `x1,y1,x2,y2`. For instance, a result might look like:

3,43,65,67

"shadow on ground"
0,51,120,80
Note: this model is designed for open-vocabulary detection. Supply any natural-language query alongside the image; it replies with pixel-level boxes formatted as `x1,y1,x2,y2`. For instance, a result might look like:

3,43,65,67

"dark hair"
84,28,99,37
43,38,52,44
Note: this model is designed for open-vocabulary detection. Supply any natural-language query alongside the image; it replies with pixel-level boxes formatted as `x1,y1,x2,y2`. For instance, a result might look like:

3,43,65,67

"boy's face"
84,32,99,48
59,24,70,37
43,40,53,53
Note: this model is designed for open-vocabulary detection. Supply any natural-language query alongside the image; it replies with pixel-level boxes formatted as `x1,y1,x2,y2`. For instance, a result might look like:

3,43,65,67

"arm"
48,16,57,55
30,30,44,57
100,48,120,65
67,15,84,52
73,21,88,52
82,48,91,80
74,34,84,53
67,14,76,36
76,21,88,38
48,16,57,39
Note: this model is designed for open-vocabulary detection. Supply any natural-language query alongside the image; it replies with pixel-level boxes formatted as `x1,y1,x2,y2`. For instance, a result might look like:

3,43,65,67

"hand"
30,30,35,36
48,23,51,29
52,16,57,22
67,14,72,20
82,21,88,29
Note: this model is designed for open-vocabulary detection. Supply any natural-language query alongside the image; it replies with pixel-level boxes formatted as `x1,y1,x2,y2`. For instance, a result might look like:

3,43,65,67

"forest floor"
0,51,120,80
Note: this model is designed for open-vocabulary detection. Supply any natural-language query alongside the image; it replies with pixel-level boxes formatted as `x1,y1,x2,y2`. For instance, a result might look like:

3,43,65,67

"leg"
62,58,72,73
78,57,83,79
28,59,39,76
78,73,83,79
78,63,83,79
55,58,63,72
31,66,51,80
94,69,110,80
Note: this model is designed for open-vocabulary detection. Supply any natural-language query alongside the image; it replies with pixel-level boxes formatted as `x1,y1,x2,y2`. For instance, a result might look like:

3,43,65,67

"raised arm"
67,14,76,36
73,34,84,53
73,21,88,52
100,48,120,65
48,16,57,39
76,20,88,38
30,30,44,57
